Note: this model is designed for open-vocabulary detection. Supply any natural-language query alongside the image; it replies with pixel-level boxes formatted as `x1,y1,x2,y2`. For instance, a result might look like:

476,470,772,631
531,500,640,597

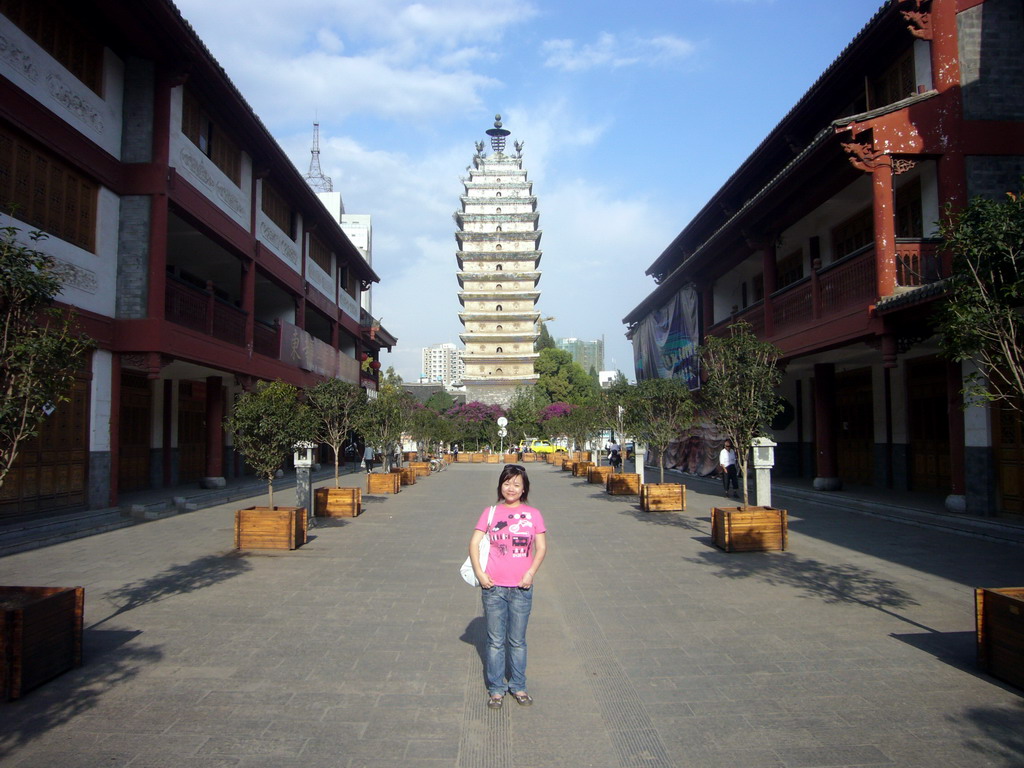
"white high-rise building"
422,343,465,387
456,115,541,406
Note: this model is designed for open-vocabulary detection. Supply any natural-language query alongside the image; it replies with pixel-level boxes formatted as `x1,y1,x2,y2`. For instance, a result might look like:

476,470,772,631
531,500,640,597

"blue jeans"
482,585,534,695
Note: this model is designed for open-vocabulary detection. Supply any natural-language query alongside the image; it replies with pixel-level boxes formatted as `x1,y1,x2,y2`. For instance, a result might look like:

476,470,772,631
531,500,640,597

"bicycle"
430,455,449,472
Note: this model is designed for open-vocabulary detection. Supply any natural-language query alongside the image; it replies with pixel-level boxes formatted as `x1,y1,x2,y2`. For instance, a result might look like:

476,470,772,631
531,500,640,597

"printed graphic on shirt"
489,510,536,558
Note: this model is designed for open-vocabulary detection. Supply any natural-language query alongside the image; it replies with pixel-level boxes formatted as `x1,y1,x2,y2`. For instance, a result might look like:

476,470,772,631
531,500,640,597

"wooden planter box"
641,483,686,512
403,451,418,461
485,454,499,464
455,452,470,462
546,453,558,464
711,507,788,552
521,453,537,462
588,465,613,484
562,458,575,472
408,461,431,477
471,453,485,463
367,472,401,494
570,451,592,462
314,486,362,518
234,506,307,550
398,466,417,486
607,473,641,495
976,587,1024,691
1,586,84,701
502,453,519,463
573,461,594,477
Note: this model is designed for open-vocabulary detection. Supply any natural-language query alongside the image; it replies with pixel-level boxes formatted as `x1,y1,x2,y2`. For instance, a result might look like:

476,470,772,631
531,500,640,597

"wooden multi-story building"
0,0,395,520
624,0,1024,517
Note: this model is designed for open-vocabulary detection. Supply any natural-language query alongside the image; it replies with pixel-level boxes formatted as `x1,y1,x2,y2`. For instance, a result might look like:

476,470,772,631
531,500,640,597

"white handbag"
460,506,496,586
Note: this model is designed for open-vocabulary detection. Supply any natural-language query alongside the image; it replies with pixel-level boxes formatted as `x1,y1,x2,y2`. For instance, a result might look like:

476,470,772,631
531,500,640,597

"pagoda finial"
486,113,511,154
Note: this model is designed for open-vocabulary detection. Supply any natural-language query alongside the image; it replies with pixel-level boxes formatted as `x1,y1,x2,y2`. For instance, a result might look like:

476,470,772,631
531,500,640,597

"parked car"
521,438,567,454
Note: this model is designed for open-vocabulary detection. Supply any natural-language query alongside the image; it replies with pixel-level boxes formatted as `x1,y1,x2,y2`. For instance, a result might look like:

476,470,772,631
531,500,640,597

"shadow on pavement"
956,700,1024,767
91,551,252,628
460,615,487,688
0,629,162,759
685,549,928,630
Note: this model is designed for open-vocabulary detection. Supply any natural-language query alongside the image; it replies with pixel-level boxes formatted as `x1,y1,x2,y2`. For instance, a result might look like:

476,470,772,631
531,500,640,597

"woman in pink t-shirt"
468,464,547,709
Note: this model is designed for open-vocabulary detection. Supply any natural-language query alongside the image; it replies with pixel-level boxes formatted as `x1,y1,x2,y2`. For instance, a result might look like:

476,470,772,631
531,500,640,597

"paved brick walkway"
1,462,1022,767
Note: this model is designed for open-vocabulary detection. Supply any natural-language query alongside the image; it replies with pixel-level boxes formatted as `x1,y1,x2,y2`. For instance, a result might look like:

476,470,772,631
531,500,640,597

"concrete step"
0,508,136,557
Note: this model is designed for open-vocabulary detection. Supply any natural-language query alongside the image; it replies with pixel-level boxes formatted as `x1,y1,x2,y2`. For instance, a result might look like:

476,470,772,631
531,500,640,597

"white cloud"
541,32,697,72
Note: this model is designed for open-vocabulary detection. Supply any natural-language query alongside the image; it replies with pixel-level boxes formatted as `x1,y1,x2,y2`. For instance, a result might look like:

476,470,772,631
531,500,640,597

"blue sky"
173,0,887,381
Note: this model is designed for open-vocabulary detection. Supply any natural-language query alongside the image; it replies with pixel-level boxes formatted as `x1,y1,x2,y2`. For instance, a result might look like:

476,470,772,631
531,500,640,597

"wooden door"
178,381,207,483
836,368,873,485
994,399,1023,517
906,359,950,493
0,375,89,519
118,373,152,492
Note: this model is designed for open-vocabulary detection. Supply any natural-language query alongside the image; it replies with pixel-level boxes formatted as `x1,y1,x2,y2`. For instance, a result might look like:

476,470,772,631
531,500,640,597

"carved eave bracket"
840,140,893,174
901,0,932,40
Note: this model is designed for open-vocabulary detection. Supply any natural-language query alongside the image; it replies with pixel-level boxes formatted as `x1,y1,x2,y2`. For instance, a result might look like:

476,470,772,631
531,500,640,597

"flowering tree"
447,401,505,451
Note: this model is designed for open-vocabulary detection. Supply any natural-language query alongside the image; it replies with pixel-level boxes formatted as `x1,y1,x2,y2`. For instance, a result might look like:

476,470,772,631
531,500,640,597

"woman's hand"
478,572,495,589
518,571,534,589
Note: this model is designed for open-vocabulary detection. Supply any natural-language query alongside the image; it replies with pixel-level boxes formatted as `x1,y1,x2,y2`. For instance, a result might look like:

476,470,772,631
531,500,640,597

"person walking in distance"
468,464,547,709
719,438,739,498
362,443,375,474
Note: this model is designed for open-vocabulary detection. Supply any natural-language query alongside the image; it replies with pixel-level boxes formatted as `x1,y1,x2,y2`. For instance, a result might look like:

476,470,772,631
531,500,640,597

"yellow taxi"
521,438,567,454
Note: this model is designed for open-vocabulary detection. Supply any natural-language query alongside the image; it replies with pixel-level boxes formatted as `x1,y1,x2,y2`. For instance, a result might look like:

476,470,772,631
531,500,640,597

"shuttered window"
0,0,104,95
181,89,241,185
261,181,294,237
0,123,97,251
308,234,331,274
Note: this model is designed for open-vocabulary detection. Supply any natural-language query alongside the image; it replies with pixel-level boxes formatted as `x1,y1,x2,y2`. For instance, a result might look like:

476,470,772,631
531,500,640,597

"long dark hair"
496,464,530,503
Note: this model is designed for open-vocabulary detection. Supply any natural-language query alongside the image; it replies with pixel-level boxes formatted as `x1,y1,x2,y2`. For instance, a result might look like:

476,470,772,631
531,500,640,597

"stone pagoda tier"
456,115,542,406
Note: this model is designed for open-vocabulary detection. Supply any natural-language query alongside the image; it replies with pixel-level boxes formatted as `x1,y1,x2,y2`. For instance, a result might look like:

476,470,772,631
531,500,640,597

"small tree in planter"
699,321,783,508
601,375,636,470
225,380,314,509
359,381,416,472
305,378,366,487
0,227,92,490
625,377,696,484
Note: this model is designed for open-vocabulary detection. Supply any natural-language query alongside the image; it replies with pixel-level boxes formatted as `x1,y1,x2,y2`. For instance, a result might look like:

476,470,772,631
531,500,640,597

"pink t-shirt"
475,503,546,587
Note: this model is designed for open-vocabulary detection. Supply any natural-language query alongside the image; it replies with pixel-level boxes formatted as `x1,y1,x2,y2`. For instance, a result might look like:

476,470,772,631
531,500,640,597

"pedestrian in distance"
719,438,739,498
468,464,547,709
363,443,375,474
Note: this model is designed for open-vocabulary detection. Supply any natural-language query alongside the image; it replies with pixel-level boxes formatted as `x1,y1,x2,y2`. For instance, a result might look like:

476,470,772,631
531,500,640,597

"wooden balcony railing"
895,240,942,288
253,320,280,358
165,277,246,346
711,240,948,340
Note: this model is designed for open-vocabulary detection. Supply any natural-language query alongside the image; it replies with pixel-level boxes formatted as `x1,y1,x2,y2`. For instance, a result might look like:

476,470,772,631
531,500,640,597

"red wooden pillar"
146,70,175,321
813,363,842,491
871,157,897,299
204,376,224,484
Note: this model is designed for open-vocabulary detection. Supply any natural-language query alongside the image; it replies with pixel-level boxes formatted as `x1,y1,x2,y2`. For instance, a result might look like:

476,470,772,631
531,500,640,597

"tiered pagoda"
456,115,542,406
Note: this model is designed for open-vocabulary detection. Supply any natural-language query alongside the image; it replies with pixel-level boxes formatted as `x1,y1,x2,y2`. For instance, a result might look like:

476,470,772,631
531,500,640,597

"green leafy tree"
225,380,315,508
535,348,599,405
937,186,1024,409
0,227,92,489
305,378,366,487
625,377,696,483
359,381,416,472
600,376,635,470
407,402,454,456
699,321,783,508
424,390,456,413
506,386,543,447
535,320,556,351
561,399,603,453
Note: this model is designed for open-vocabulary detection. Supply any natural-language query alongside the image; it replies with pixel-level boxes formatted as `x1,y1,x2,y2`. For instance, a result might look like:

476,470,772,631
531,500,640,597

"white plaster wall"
306,256,334,301
914,38,933,92
962,360,993,448
90,349,113,453
0,18,124,158
255,200,300,272
168,87,251,229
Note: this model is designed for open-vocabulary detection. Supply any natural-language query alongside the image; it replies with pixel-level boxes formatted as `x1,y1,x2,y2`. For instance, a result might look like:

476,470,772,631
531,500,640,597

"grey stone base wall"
88,451,111,509
965,445,998,516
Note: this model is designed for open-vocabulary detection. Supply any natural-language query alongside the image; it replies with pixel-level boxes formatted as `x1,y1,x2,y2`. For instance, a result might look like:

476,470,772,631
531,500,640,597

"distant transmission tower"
304,121,333,192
